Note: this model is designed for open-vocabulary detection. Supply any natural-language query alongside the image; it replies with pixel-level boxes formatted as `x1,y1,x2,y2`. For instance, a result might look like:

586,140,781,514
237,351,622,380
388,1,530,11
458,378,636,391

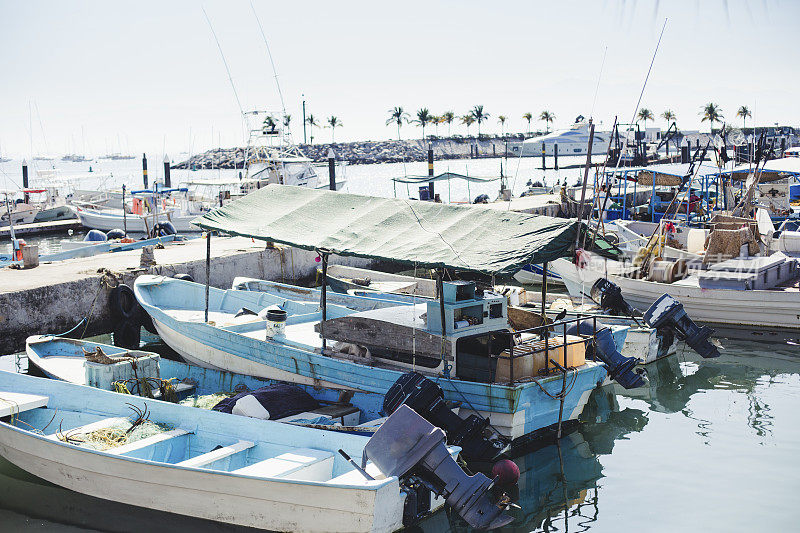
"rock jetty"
173,136,532,169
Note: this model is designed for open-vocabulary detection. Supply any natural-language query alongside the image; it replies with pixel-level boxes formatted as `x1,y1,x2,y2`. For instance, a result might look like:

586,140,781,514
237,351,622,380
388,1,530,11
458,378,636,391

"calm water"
1,338,798,532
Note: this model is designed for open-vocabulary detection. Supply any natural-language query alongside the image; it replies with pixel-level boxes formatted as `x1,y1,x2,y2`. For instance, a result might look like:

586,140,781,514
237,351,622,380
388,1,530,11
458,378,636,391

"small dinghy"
0,370,512,531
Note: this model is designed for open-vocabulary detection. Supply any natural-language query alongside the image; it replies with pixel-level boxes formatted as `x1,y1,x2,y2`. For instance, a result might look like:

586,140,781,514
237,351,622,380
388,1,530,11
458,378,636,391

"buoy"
491,459,520,486
84,229,107,242
106,228,126,240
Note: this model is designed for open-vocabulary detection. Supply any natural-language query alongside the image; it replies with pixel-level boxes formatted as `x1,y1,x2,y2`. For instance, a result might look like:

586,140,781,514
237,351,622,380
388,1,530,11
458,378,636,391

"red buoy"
491,459,520,486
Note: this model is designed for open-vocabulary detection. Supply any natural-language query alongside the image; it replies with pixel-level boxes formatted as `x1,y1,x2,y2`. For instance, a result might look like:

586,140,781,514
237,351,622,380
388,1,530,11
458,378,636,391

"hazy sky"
1,0,797,157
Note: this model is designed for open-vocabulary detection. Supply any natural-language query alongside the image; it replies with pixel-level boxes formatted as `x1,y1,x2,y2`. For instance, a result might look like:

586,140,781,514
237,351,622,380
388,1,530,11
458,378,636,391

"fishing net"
59,420,173,451
180,393,232,410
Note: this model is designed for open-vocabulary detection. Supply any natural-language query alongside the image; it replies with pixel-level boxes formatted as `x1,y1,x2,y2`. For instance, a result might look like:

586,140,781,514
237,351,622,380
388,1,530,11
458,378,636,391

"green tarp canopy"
194,185,580,275
392,172,500,184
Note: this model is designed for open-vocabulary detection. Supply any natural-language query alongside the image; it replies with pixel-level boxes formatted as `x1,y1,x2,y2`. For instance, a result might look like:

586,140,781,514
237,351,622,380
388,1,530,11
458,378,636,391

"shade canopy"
194,185,580,275
392,172,500,184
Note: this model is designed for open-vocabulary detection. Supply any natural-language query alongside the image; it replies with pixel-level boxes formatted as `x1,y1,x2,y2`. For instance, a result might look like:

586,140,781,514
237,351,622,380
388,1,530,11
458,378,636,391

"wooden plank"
316,316,452,359
106,428,190,456
176,439,254,468
45,416,130,440
0,392,48,417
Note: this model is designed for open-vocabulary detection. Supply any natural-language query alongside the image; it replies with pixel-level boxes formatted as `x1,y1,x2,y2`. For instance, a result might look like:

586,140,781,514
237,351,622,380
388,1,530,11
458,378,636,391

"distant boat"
61,154,90,163
0,369,455,532
512,119,611,157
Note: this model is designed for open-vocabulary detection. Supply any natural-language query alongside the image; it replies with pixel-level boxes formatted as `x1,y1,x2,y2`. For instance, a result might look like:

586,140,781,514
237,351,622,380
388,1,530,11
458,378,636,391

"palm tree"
470,105,489,136
262,116,277,134
283,114,292,128
637,108,654,133
305,114,319,144
539,111,555,132
522,112,533,133
326,116,342,143
736,105,752,130
432,115,445,136
412,108,433,139
661,110,676,125
497,115,508,137
442,111,455,136
700,102,723,134
386,106,410,140
461,114,476,137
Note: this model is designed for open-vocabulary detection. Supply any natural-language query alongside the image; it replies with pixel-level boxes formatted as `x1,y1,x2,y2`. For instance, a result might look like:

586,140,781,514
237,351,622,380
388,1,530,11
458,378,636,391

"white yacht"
513,118,611,157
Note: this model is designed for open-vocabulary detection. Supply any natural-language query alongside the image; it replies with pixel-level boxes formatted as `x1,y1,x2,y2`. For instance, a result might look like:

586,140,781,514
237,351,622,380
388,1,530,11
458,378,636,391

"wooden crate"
495,335,586,382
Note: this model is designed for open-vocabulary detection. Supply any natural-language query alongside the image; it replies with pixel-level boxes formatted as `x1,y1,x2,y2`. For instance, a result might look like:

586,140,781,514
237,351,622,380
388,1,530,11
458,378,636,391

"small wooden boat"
0,369,449,532
26,335,385,431
135,275,631,443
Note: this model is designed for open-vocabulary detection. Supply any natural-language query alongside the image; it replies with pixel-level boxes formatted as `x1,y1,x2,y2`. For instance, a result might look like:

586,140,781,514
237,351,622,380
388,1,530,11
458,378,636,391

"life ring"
110,284,139,320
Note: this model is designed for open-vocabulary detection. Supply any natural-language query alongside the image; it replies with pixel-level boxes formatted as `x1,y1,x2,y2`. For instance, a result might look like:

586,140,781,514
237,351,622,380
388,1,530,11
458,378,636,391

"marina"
1,1,799,532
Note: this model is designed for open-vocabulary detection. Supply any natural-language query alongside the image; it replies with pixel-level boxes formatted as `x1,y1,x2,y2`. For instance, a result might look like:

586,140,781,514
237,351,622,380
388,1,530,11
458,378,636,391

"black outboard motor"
151,221,177,237
566,322,645,389
383,372,507,463
106,228,126,240
643,294,720,358
590,278,637,317
364,405,514,530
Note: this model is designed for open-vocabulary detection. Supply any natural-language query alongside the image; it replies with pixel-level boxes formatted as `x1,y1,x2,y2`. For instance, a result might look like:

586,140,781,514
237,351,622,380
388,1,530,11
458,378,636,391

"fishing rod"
250,2,288,120
201,6,245,121
587,18,667,251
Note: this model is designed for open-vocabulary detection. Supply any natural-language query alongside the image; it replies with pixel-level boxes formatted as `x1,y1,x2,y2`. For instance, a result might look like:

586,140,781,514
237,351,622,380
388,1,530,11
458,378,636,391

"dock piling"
541,142,546,170
163,154,171,188
427,143,434,198
554,143,559,171
327,149,336,191
142,153,148,189
22,160,29,204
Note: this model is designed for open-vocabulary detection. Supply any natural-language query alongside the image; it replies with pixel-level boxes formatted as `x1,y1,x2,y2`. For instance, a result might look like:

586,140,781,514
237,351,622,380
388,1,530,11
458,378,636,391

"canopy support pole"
320,253,328,351
436,269,450,378
204,232,211,323
575,120,595,249
541,261,549,373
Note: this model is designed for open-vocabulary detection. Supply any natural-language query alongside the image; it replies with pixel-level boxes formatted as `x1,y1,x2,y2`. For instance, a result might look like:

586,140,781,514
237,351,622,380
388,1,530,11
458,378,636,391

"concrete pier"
0,236,369,353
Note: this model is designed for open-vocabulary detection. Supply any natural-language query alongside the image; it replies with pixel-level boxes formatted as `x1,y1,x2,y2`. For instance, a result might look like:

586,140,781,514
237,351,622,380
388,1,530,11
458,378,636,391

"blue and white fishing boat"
0,369,475,532
136,185,648,443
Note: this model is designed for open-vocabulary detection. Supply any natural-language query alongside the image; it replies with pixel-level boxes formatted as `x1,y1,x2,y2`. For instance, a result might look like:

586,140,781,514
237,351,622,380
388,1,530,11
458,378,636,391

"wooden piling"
163,154,171,188
142,153,148,189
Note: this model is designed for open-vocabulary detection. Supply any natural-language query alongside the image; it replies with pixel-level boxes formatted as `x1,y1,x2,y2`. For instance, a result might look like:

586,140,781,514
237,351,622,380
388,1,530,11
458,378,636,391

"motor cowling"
383,372,506,463
643,294,719,358
590,278,637,317
566,322,645,389
364,405,513,530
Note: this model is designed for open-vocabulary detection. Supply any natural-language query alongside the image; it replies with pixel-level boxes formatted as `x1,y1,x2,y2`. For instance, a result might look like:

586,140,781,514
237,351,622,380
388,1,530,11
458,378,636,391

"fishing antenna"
251,2,287,117
589,46,608,119
201,6,245,118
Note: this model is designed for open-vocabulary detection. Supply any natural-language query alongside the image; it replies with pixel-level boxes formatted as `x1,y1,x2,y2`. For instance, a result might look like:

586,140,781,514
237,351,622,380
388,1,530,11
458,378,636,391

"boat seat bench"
233,447,334,481
107,428,191,456
0,392,49,418
177,439,255,468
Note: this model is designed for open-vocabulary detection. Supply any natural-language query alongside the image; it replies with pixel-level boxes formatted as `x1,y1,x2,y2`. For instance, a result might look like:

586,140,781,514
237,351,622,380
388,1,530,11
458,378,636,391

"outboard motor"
643,294,720,358
383,372,507,463
84,229,107,242
590,278,637,317
364,405,514,530
567,322,645,389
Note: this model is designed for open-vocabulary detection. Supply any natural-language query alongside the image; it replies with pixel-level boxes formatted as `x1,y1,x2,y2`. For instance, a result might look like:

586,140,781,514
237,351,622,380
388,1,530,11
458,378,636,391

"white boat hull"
551,258,800,336
78,209,199,233
0,425,403,533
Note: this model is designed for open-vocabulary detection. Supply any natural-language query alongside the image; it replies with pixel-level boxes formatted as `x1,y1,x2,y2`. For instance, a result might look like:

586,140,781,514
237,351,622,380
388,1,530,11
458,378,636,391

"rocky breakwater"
173,136,529,169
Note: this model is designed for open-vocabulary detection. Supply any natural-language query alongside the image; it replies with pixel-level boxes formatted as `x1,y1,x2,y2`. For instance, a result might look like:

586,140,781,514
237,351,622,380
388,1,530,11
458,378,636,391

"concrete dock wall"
0,237,371,354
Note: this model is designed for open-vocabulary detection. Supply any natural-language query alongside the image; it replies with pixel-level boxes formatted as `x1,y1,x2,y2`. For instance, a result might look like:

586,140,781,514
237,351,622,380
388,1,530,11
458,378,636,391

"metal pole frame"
436,269,450,378
204,232,211,323
320,253,328,351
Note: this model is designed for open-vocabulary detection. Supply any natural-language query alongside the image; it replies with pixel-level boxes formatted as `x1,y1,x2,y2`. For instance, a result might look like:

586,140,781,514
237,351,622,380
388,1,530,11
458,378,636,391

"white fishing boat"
0,369,507,532
550,253,800,339
77,187,203,233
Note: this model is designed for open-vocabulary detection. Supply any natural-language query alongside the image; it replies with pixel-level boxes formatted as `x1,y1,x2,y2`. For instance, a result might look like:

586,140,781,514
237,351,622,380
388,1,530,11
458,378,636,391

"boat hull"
78,209,200,233
551,258,800,338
